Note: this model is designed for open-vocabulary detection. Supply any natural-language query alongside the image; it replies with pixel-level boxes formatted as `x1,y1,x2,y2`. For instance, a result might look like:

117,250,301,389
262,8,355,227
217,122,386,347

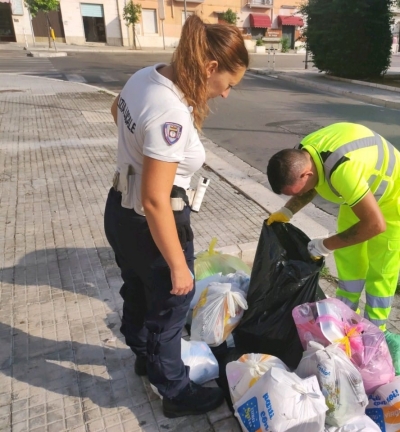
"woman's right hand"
170,266,194,296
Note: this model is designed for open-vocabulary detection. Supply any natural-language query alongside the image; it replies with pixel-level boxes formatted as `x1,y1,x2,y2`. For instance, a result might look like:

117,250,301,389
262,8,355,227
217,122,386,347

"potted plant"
255,38,265,53
280,36,291,53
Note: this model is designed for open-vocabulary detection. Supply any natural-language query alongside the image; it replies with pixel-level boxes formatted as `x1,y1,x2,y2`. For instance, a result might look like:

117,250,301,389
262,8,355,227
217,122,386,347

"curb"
27,51,67,58
5,44,304,56
0,72,120,98
248,68,400,110
325,74,400,95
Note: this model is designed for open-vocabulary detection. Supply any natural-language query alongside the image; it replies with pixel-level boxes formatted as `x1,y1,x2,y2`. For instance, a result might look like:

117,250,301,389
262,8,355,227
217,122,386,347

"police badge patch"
164,122,182,145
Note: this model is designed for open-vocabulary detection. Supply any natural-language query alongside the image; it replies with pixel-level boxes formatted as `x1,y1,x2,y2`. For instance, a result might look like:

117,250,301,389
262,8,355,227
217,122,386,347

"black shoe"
163,382,225,418
134,355,147,376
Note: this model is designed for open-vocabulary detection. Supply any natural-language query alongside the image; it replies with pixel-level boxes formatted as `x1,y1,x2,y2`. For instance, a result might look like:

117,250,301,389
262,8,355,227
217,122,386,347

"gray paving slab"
1,72,400,432
0,73,266,431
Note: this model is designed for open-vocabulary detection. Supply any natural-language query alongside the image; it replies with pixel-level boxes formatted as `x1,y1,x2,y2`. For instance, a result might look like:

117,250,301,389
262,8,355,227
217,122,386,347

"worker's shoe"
163,382,225,418
134,355,147,376
384,330,400,375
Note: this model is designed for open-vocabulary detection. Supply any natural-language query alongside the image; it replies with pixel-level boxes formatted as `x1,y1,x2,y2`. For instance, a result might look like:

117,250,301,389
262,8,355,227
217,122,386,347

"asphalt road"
1,49,400,216
0,49,309,92
203,71,400,215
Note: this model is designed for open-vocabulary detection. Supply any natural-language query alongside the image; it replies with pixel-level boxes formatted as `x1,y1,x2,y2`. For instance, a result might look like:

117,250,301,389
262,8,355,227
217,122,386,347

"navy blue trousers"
104,188,195,398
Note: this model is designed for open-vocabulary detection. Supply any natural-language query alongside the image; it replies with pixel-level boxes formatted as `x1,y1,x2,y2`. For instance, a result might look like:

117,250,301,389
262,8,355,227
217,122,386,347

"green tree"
24,0,59,47
300,0,393,79
220,8,238,25
123,1,142,49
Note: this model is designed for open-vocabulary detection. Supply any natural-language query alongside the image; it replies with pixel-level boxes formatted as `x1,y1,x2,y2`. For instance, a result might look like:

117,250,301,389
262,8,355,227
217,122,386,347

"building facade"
0,0,302,48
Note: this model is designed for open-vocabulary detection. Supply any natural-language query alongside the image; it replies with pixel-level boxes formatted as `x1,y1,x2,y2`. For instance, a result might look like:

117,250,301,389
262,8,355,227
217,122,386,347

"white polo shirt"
116,64,206,215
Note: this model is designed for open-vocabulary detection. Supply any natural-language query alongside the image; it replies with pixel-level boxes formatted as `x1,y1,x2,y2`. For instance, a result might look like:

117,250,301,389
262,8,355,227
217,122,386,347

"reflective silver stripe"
336,295,358,310
363,313,387,328
385,139,396,177
371,139,396,201
338,279,365,293
374,180,388,201
366,293,393,309
324,132,383,197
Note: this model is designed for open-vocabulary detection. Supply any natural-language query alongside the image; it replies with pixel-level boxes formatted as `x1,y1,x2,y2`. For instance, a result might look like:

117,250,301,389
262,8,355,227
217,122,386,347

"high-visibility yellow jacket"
299,122,400,215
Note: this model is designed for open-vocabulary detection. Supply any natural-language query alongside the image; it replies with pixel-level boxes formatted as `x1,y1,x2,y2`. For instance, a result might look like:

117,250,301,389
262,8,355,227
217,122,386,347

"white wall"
10,3,34,45
60,0,123,45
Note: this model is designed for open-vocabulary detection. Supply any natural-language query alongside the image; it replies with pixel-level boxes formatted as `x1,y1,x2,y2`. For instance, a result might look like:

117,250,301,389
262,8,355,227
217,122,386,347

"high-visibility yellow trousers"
335,204,400,330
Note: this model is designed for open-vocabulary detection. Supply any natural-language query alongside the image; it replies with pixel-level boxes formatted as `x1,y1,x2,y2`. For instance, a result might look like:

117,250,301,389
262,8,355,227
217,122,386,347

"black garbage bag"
233,222,326,369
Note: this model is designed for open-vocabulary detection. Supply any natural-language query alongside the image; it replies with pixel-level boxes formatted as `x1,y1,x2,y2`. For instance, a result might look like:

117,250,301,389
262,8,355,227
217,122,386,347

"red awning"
278,15,304,27
249,13,272,28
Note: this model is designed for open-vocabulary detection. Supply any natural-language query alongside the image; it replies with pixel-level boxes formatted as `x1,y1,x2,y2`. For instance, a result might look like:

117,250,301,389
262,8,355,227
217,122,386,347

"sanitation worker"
266,122,400,373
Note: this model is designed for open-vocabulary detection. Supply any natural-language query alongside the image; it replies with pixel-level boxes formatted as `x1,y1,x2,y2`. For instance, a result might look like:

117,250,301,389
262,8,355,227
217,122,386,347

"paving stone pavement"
0,74,268,432
1,73,400,432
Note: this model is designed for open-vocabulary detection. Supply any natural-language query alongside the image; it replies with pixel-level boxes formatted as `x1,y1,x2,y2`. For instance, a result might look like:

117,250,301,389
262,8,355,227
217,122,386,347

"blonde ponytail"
172,15,249,130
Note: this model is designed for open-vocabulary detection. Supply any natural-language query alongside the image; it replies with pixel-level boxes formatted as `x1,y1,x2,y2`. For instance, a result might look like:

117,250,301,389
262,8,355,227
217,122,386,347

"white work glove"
266,207,293,225
307,238,332,259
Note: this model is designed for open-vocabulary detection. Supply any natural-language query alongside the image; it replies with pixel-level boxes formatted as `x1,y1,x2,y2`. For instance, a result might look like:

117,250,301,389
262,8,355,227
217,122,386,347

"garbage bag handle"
226,291,248,317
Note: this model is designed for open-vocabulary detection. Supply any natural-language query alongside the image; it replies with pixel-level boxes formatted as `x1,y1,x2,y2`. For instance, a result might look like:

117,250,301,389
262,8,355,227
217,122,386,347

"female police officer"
104,15,248,418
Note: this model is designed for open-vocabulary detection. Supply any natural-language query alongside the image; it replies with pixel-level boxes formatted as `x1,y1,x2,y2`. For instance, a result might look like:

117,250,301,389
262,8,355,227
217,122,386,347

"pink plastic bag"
292,298,394,394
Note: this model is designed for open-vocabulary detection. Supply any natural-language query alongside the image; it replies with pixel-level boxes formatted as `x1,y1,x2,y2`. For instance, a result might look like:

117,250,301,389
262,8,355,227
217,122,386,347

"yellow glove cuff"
266,207,293,225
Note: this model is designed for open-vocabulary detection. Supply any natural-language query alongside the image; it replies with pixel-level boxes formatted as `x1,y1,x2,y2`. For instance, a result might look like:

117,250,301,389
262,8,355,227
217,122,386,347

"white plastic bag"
191,280,248,346
190,273,223,309
366,375,400,431
324,415,381,431
150,338,219,399
189,270,249,312
181,339,219,385
226,353,289,404
234,367,327,432
296,342,368,427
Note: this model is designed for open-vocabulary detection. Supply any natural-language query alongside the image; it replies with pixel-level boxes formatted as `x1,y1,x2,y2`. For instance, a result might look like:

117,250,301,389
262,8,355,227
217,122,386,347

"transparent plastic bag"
181,339,219,385
194,237,251,281
296,341,368,427
226,353,289,405
190,273,223,309
187,271,249,327
191,281,248,347
234,368,327,432
293,298,395,394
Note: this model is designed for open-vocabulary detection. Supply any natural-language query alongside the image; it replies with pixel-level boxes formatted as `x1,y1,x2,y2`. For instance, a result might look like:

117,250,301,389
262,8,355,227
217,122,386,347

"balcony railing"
245,0,273,8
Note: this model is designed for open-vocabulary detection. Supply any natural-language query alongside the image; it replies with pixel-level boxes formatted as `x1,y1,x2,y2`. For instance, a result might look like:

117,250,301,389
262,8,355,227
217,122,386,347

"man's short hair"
267,148,307,194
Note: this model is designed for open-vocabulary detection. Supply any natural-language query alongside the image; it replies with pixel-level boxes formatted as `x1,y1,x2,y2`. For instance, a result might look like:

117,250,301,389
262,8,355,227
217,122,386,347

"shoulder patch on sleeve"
164,122,182,145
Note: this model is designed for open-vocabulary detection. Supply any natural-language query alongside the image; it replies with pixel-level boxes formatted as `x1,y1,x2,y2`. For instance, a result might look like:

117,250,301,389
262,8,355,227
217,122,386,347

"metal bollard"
272,46,276,71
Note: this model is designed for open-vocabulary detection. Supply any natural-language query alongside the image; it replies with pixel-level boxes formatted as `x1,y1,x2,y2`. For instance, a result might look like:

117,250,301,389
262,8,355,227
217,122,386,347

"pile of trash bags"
155,223,400,431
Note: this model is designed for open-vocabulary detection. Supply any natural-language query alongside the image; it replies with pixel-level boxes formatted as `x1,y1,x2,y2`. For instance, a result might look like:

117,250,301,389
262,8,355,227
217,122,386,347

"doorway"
0,3,16,42
31,9,65,43
282,25,294,49
81,3,106,43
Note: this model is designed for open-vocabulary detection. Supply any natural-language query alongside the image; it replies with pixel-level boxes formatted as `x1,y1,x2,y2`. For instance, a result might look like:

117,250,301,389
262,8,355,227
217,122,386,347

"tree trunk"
133,25,136,50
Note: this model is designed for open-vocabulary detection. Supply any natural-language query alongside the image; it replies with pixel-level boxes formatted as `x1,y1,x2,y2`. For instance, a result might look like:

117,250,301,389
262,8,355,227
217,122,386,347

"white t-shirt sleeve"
143,108,191,163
